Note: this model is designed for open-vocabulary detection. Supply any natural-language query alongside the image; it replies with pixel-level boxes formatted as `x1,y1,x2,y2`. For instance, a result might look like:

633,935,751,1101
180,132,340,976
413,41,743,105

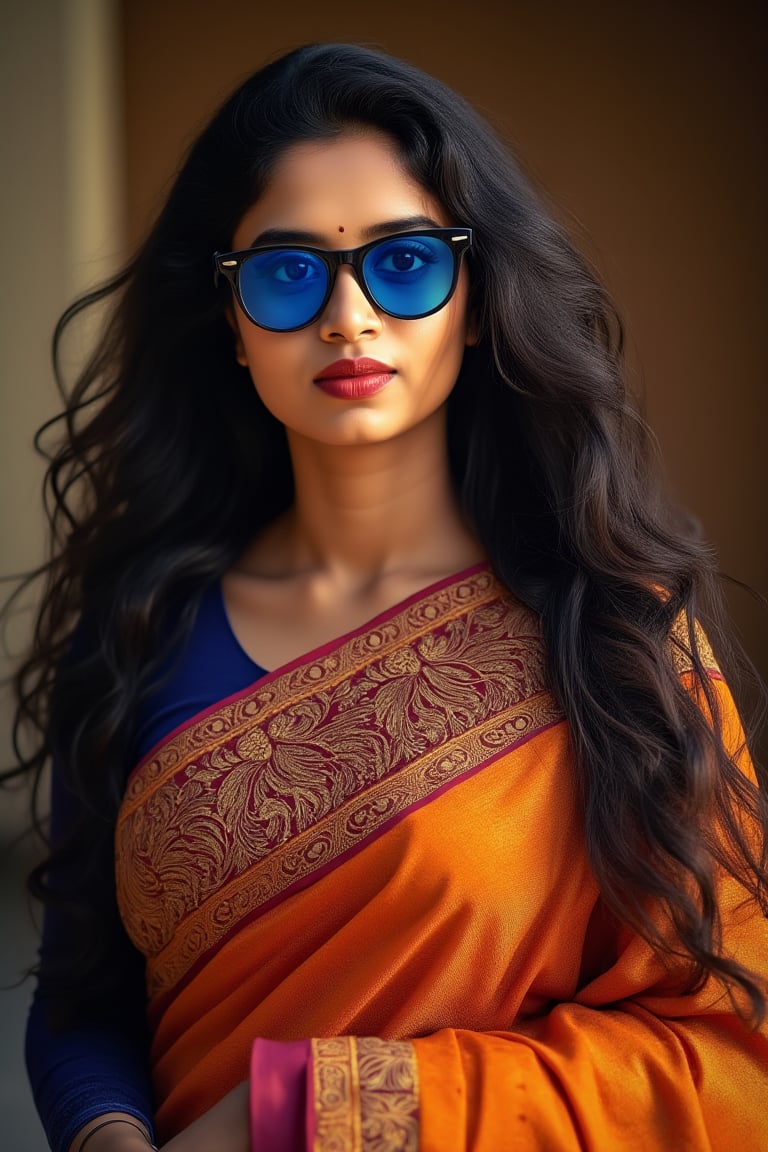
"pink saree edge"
305,1044,316,1152
128,561,492,782
147,715,566,1025
250,1036,311,1152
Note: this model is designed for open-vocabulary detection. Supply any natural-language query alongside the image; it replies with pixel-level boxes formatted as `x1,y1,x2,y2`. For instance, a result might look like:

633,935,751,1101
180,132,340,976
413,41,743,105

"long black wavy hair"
6,42,767,1025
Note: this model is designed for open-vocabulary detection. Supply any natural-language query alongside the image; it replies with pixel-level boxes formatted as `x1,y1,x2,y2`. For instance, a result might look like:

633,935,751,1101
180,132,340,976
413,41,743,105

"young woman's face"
228,131,475,449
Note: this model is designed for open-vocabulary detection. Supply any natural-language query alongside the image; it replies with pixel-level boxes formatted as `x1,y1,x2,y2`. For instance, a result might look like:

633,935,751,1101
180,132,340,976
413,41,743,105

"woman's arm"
26,761,156,1152
26,986,156,1152
158,1084,249,1152
68,1114,156,1152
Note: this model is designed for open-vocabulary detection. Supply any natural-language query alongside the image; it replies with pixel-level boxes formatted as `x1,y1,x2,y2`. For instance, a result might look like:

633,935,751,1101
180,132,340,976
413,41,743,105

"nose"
318,265,382,343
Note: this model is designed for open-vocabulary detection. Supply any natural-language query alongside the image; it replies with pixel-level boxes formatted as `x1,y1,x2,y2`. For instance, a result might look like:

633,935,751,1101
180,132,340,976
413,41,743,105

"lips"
313,357,396,399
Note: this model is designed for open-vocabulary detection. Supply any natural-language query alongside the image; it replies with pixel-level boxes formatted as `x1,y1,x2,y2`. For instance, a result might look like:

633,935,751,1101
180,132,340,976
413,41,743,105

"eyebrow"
247,215,443,248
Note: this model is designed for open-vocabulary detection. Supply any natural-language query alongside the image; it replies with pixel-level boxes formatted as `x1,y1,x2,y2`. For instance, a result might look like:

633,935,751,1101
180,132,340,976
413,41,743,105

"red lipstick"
313,357,395,398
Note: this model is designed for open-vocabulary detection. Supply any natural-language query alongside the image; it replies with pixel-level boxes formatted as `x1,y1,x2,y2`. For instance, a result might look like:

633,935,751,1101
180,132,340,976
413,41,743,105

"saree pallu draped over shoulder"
115,566,768,1151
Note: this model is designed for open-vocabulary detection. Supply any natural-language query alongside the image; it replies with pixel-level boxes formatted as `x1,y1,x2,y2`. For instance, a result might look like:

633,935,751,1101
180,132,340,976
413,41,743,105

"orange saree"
115,566,768,1151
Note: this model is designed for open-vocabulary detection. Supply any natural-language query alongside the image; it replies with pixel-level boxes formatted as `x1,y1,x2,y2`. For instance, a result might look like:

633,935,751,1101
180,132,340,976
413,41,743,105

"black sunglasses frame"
213,227,473,332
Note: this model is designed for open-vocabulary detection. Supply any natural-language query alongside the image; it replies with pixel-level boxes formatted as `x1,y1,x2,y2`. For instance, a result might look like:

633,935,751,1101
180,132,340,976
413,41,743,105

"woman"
11,42,767,1152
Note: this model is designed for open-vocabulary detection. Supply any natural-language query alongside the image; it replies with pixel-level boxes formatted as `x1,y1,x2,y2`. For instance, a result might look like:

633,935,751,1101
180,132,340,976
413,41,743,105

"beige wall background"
1,0,124,765
1,4,123,1146
120,0,767,685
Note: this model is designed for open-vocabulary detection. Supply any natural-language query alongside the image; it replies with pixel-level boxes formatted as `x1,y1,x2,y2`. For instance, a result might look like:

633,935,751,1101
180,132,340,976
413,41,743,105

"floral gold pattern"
669,614,719,677
116,569,563,1000
312,1037,419,1152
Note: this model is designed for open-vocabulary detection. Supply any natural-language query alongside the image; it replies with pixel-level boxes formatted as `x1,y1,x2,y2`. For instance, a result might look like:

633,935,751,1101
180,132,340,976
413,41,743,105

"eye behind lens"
364,236,454,318
239,249,330,330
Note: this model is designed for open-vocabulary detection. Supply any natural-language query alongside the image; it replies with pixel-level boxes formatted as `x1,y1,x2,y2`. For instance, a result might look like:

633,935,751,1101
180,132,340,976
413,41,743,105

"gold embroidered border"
312,1037,361,1152
669,614,719,676
118,568,558,995
312,1037,419,1152
143,689,561,999
121,570,502,813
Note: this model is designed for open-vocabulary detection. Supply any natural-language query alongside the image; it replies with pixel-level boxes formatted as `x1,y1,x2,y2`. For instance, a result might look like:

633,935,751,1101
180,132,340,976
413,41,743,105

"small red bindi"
338,225,345,233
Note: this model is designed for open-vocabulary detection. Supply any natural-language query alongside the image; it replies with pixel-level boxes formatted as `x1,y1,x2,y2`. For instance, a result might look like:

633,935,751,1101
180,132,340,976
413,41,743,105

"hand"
84,1133,152,1152
70,1115,156,1152
159,1081,249,1152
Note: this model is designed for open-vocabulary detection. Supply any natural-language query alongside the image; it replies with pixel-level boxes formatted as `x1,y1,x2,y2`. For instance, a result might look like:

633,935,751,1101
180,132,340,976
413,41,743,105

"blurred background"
1,0,766,1146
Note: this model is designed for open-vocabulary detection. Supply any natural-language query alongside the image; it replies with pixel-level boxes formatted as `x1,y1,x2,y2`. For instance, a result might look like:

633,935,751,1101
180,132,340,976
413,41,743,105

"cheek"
237,333,315,428
237,325,299,380
422,301,472,373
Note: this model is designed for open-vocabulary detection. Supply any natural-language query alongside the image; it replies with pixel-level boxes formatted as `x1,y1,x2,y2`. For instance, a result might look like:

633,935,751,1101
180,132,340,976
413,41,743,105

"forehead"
231,131,448,249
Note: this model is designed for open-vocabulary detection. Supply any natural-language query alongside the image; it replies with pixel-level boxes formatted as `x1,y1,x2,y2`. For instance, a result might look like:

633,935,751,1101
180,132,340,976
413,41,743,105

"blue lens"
239,249,329,330
362,235,454,317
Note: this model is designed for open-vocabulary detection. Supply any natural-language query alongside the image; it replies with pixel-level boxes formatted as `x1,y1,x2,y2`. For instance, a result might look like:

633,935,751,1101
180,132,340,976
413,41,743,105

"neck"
251,408,482,587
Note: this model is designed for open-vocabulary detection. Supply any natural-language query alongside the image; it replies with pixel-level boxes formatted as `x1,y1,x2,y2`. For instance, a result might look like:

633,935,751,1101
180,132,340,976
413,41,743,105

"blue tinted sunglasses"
213,227,473,332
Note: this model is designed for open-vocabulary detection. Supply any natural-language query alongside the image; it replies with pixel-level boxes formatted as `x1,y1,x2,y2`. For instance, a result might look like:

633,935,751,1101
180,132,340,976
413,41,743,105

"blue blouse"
26,584,268,1152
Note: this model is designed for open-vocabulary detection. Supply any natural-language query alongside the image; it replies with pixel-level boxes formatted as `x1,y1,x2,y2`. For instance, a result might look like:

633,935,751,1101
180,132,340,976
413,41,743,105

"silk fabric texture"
115,566,768,1150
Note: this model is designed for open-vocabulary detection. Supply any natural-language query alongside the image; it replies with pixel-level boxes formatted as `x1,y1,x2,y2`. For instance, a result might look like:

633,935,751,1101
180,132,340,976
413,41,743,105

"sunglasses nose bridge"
327,249,368,297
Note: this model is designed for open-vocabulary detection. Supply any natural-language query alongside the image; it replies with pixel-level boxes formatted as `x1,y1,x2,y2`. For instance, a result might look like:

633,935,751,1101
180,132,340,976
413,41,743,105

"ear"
464,309,479,348
226,306,249,368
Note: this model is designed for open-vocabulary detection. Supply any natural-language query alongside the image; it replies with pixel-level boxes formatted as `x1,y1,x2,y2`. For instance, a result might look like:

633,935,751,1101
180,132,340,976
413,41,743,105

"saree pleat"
114,567,768,1150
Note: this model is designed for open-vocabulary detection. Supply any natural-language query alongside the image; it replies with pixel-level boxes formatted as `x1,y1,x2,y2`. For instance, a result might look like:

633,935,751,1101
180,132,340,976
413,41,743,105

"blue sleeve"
25,996,155,1152
24,762,155,1152
26,584,265,1150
